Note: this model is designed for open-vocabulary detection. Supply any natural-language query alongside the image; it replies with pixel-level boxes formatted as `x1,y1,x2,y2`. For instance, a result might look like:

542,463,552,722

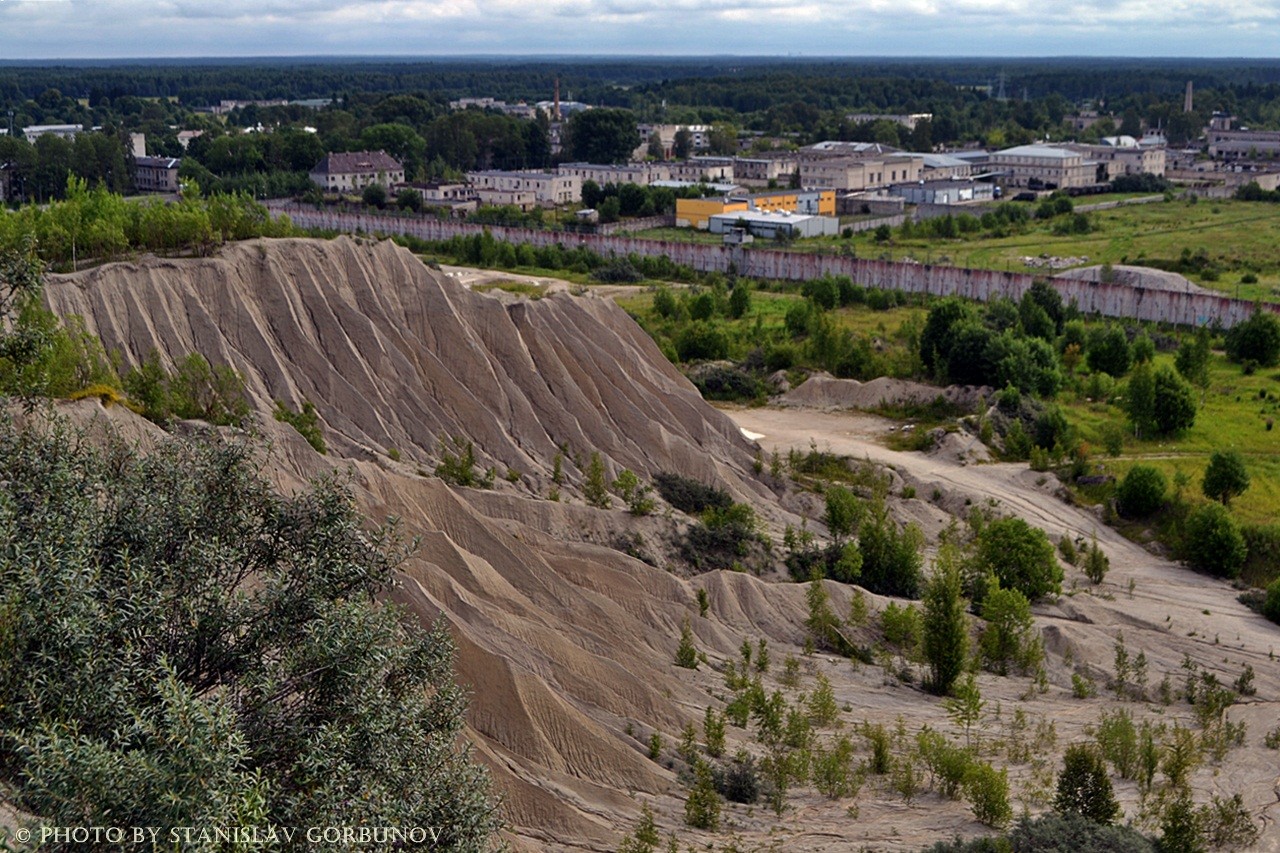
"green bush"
1054,744,1120,825
858,500,924,599
1225,309,1280,367
979,583,1039,676
0,416,498,843
1116,465,1167,518
1262,577,1280,625
1183,502,1248,579
653,472,733,514
273,399,326,454
969,517,1062,602
123,351,250,428
964,761,1013,828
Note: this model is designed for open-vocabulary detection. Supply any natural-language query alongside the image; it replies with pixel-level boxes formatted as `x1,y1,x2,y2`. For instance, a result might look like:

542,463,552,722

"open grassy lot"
639,199,1280,303
1062,350,1280,529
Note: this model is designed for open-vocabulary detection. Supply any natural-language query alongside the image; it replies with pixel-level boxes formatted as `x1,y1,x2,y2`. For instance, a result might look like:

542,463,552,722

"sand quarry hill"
43,238,1280,851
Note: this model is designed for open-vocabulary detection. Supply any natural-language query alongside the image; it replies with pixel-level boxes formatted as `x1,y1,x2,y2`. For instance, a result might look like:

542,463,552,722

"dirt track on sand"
724,404,1280,851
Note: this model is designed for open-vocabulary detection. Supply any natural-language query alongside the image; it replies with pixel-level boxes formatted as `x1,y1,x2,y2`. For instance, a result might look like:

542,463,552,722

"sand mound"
780,373,989,412
45,237,763,506
1057,263,1215,295
42,240,1280,851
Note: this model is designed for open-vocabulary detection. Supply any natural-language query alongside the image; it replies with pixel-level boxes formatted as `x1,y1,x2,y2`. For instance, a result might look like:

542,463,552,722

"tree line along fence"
267,202,1276,329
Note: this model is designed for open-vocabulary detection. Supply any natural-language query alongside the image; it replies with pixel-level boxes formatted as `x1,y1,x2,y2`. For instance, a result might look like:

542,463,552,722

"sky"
1,0,1278,59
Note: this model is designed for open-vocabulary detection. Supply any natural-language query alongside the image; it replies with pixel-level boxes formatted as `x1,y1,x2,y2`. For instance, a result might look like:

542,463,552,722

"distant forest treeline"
6,57,1280,115
7,57,1280,203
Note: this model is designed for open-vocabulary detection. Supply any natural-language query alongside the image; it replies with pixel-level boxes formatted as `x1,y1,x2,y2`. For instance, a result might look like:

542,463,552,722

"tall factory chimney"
554,77,562,121
1184,80,1194,113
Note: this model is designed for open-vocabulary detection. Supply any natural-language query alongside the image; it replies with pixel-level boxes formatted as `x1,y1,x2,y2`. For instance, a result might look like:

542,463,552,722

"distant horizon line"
2,53,1278,65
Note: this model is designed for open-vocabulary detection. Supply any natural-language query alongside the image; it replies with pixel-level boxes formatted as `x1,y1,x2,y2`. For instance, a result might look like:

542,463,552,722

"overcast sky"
1,0,1277,58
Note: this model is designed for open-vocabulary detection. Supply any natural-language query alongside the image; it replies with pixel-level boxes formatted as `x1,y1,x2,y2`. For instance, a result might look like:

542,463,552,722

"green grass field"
639,199,1280,303
1062,351,1280,528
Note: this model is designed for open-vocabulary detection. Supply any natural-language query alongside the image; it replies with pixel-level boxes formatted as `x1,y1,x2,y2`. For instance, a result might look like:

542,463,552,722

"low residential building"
707,210,838,240
557,162,670,187
675,189,834,229
395,181,478,217
309,151,405,193
176,130,205,149
667,157,734,182
467,170,581,207
636,124,711,159
1208,129,1280,161
731,153,799,187
473,188,539,212
207,99,288,115
889,180,995,205
919,153,975,180
449,97,536,119
23,124,82,144
651,179,741,195
803,140,901,157
1063,141,1166,178
1065,110,1105,132
988,144,1100,189
134,156,182,194
845,113,932,131
798,154,922,191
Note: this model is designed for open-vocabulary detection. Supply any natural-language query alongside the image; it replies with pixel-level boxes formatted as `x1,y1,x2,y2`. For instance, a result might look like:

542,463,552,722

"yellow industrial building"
675,189,835,230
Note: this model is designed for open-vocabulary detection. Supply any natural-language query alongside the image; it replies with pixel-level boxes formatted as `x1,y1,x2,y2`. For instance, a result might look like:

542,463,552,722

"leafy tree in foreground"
0,417,499,849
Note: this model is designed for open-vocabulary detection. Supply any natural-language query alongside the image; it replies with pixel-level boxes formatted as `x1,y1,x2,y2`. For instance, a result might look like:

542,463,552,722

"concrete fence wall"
270,203,1275,329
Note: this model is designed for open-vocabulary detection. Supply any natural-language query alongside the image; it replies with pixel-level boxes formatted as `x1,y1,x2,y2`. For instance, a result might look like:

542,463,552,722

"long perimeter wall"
270,203,1277,329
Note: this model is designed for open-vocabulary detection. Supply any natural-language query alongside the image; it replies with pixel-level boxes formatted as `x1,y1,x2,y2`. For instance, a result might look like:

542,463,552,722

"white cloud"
1,0,1278,56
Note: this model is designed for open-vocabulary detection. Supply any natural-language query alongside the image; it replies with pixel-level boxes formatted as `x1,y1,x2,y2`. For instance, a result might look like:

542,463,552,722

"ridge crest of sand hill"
44,236,762,500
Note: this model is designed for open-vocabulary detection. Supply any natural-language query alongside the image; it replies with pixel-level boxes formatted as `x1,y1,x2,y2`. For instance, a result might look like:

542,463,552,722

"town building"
557,162,670,187
448,97,537,119
730,153,799,187
472,188,539,212
651,180,741,195
134,156,182,194
394,181,478,217
204,99,289,116
23,124,82,144
918,153,975,180
798,154,922,191
1063,139,1166,178
987,144,1101,189
635,124,711,159
845,113,932,131
675,189,835,230
309,151,405,193
667,157,735,182
888,180,995,205
803,140,902,157
176,130,205,149
707,210,838,240
1208,129,1280,161
466,170,581,207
